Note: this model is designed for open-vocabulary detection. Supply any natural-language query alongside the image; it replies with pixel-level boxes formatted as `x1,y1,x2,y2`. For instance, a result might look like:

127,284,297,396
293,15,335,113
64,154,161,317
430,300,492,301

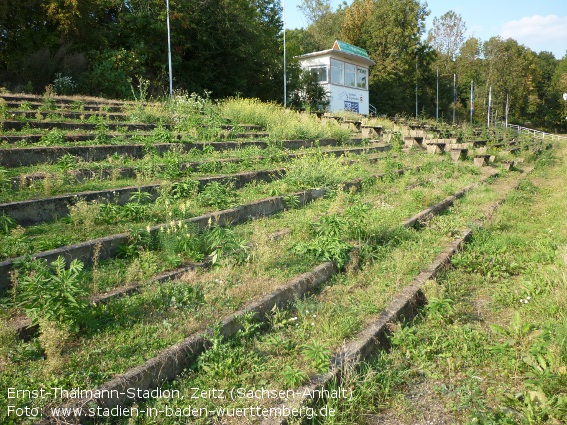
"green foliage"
0,167,11,194
451,230,524,279
292,200,372,268
170,179,198,200
117,227,153,259
94,121,109,144
283,194,301,209
15,256,87,329
155,282,204,310
281,365,309,387
129,189,152,205
289,69,330,111
197,181,238,210
84,49,140,98
52,73,76,95
491,314,567,422
292,214,353,268
425,297,456,323
40,128,66,146
219,98,350,142
196,313,263,382
203,225,249,266
56,153,77,172
301,341,331,372
150,126,174,144
158,221,204,261
0,212,16,235
283,153,346,189
160,151,185,180
170,92,223,139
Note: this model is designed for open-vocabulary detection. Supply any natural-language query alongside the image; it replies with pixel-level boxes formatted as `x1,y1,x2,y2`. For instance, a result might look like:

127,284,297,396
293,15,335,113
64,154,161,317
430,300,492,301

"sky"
283,0,567,59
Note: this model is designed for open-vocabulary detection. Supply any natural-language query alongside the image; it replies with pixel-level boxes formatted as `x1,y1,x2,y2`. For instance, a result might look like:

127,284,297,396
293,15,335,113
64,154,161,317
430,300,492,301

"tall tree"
483,37,535,124
552,54,567,129
298,0,343,50
428,11,466,73
455,37,484,122
341,0,432,115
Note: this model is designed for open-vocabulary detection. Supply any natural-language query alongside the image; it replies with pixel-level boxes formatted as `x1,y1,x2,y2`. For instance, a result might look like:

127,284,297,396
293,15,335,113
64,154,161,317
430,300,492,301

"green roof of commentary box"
333,40,370,59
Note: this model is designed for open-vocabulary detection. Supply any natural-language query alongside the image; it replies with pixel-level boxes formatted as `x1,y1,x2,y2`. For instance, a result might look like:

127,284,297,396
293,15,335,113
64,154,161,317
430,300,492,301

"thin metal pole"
470,80,474,124
452,73,456,124
166,0,173,97
415,53,418,119
487,86,492,127
435,67,439,121
505,93,509,129
283,0,287,107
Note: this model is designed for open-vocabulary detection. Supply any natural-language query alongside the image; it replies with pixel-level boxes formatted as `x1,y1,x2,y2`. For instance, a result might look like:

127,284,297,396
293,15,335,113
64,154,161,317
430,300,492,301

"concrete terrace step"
2,100,124,112
0,138,380,167
0,168,286,226
1,119,171,132
5,109,130,121
8,143,391,190
0,125,265,145
0,93,137,108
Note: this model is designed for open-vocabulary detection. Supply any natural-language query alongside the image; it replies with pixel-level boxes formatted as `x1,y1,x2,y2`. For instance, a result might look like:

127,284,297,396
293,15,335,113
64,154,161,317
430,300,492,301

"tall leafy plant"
15,256,88,329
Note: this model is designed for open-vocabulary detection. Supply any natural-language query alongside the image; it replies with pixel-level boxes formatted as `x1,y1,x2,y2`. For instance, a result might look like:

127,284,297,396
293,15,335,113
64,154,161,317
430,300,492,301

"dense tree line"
0,0,284,100
291,0,567,130
1,0,566,129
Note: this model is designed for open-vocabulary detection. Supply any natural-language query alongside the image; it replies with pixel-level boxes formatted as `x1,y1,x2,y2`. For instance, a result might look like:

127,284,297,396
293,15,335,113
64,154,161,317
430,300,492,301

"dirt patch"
364,380,460,425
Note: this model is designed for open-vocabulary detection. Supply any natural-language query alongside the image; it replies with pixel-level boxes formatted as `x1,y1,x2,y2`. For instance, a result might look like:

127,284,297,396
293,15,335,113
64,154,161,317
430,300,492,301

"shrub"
15,256,88,330
197,181,238,209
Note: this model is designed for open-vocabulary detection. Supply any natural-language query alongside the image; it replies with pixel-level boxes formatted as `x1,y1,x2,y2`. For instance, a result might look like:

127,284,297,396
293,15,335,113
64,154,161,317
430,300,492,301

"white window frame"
309,65,328,83
345,63,356,87
331,59,344,85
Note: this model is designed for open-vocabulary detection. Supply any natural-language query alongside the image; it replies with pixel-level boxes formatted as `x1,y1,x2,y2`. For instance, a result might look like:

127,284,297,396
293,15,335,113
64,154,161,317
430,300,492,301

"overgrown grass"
0,153,493,422
316,147,567,424
219,98,352,143
117,161,520,425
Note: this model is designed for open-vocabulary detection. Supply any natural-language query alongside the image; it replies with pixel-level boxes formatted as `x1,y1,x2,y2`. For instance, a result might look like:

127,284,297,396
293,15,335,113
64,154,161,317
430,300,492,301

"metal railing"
369,103,377,117
501,123,567,142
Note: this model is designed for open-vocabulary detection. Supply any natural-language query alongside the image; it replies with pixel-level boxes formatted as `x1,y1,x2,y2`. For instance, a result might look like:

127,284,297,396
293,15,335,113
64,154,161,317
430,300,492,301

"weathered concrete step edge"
13,227,296,339
263,170,532,425
0,141,265,168
37,262,337,423
1,132,150,144
0,138,380,168
2,100,125,112
0,126,263,144
6,110,130,121
0,93,137,107
2,143,390,224
1,120,173,132
1,168,286,226
402,168,499,228
8,144,390,190
262,232,472,425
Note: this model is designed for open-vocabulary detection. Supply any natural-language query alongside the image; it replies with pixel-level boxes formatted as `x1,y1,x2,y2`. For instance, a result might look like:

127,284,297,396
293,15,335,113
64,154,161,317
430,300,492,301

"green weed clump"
219,97,351,142
169,91,225,140
283,152,353,190
14,256,88,329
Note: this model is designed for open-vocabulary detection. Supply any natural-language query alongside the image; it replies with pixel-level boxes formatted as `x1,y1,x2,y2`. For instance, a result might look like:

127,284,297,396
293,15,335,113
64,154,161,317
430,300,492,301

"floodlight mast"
166,0,173,97
283,0,287,107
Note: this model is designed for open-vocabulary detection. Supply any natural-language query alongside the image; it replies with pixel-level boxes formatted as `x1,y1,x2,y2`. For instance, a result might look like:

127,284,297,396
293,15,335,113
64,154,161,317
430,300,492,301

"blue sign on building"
344,101,359,113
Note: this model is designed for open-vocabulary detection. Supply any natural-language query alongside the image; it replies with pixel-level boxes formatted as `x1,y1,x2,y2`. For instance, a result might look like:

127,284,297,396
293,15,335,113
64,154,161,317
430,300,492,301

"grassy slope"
321,145,567,425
